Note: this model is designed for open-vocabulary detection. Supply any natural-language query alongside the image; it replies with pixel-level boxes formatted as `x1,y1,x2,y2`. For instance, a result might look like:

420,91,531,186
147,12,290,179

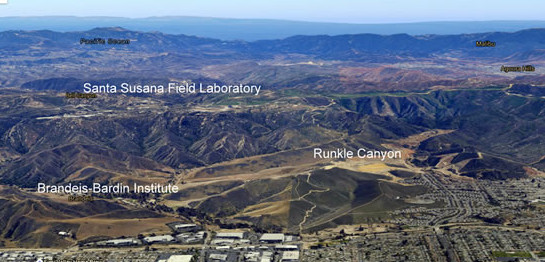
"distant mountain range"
1,16,545,40
1,27,544,91
2,27,545,60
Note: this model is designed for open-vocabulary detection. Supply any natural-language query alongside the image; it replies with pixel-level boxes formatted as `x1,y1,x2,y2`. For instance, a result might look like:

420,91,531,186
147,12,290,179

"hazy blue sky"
1,0,544,23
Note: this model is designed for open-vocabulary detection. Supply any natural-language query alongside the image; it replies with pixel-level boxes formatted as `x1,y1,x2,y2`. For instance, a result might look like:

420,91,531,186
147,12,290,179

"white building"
196,231,206,238
215,232,245,239
143,235,176,244
259,233,285,243
209,253,228,261
104,238,140,246
157,255,193,262
244,251,260,261
58,231,71,237
261,251,273,262
281,251,300,262
173,223,199,232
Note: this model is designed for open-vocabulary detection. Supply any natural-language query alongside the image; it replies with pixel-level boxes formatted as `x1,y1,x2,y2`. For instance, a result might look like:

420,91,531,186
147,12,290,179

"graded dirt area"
68,217,179,240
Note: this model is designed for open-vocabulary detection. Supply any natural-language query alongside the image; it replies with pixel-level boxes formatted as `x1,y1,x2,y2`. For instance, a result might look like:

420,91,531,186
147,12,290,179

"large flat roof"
174,223,198,228
167,255,193,262
216,232,245,238
281,251,300,260
260,233,285,241
144,235,175,242
106,238,138,244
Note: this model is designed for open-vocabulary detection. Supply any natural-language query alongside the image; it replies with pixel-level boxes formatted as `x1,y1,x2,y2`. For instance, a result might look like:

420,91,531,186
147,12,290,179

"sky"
1,0,544,23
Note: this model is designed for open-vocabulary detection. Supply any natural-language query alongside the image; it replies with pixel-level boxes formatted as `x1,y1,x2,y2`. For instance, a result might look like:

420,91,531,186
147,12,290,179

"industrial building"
215,232,246,240
259,233,285,243
281,251,300,262
143,235,176,244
